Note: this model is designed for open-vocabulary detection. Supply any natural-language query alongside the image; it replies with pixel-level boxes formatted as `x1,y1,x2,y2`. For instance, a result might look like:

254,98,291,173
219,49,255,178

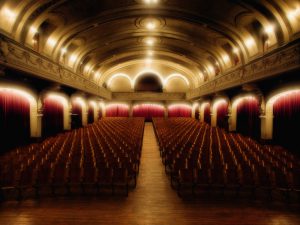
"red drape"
204,104,211,124
106,104,129,117
71,103,82,129
0,90,30,153
42,98,64,137
273,92,300,154
236,98,260,139
133,104,165,121
216,102,228,129
88,107,94,124
168,105,192,117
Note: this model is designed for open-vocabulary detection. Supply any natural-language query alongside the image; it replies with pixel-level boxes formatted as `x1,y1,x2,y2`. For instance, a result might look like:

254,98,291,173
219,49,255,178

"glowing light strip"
268,89,300,105
168,103,192,109
0,87,35,103
232,95,257,108
107,74,133,88
213,99,227,110
164,74,190,86
46,93,68,105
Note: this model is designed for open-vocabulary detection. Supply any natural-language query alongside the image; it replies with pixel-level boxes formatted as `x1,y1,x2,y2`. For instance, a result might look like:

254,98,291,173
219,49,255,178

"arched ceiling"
0,0,299,92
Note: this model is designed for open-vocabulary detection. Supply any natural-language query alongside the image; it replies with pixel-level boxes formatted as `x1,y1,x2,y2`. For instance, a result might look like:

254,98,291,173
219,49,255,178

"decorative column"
227,105,236,132
129,102,133,117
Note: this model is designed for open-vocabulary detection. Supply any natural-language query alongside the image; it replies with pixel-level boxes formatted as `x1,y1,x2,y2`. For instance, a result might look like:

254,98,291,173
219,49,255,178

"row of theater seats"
0,118,145,200
153,118,300,200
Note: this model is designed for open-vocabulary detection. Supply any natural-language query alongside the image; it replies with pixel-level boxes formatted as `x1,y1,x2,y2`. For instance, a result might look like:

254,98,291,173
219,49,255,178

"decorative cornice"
0,35,111,100
112,92,186,101
187,42,300,100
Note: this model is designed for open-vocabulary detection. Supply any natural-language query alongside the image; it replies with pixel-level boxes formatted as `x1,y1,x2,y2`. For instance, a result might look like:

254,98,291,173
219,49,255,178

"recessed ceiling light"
61,48,67,54
143,0,159,4
245,37,255,48
145,38,155,46
233,47,239,54
47,38,57,47
264,24,274,35
146,21,156,30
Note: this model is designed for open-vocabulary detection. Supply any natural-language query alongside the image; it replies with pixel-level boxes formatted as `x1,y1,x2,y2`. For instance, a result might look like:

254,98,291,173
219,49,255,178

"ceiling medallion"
135,16,166,30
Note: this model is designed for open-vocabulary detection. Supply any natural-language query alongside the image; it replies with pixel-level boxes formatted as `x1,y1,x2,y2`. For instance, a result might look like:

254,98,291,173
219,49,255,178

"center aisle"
127,122,184,224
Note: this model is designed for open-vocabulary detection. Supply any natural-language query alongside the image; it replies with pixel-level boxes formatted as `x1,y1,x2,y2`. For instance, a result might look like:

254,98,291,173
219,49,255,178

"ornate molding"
187,42,300,100
0,35,111,99
112,92,186,101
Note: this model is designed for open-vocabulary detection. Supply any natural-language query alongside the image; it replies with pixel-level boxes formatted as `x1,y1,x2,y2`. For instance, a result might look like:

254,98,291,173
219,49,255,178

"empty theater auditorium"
0,0,300,224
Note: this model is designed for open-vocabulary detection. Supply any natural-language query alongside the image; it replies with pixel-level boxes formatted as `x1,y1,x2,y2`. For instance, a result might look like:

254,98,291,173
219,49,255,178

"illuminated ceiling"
0,0,299,92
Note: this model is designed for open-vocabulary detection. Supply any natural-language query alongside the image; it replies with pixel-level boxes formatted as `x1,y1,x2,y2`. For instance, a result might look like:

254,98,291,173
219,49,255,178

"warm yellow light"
146,21,156,30
223,54,230,63
233,47,239,54
264,24,274,35
207,65,214,74
287,7,300,20
89,101,96,107
145,38,155,46
61,48,67,55
2,7,16,22
47,38,57,47
47,94,67,105
144,0,159,4
145,58,152,64
0,88,35,103
70,54,78,63
30,26,38,34
74,97,85,107
245,37,255,48
94,72,101,80
213,99,227,110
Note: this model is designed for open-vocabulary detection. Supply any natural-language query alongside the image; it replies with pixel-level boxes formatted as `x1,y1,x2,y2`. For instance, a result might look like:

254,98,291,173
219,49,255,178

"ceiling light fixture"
61,48,67,55
47,38,57,47
245,37,255,48
146,38,155,46
264,24,274,35
70,54,78,63
144,0,159,5
146,21,156,30
233,47,239,54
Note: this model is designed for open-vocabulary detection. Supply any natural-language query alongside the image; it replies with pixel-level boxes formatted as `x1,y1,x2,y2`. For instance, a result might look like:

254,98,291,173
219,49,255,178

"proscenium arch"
133,70,165,90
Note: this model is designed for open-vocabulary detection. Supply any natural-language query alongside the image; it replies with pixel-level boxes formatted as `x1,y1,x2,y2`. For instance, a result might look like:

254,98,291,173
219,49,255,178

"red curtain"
168,105,192,117
273,92,300,154
236,98,260,139
42,98,64,137
0,90,30,153
106,104,129,117
133,104,165,121
195,107,200,120
204,104,211,124
88,107,94,124
71,103,82,129
216,102,228,129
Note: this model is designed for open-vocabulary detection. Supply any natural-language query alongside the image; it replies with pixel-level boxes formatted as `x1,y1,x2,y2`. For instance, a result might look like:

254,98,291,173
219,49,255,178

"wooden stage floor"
0,123,299,225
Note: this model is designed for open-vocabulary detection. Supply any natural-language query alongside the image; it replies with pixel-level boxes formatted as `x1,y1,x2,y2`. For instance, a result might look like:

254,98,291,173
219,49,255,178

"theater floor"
0,123,299,225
